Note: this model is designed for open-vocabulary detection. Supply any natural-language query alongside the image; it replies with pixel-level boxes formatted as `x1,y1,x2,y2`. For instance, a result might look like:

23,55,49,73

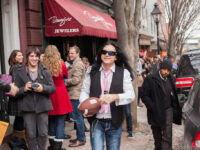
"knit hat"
160,60,172,71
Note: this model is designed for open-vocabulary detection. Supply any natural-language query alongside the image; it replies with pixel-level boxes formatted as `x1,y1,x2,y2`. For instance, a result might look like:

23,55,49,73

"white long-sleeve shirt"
79,64,135,119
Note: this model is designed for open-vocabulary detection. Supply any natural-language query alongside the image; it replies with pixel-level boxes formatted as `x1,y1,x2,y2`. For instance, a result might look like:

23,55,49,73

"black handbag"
0,91,9,122
8,136,28,150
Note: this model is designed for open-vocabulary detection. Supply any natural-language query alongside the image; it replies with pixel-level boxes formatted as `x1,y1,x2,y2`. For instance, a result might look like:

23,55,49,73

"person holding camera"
14,47,55,150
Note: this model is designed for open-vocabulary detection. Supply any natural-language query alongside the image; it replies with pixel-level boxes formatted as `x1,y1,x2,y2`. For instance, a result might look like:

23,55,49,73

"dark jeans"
125,104,132,133
23,112,48,150
91,119,122,150
48,115,65,140
13,116,24,131
151,107,173,150
71,100,86,142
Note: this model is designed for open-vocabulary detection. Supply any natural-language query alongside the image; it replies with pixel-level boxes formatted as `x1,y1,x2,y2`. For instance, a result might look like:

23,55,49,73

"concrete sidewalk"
61,123,153,150
2,106,154,150
53,105,154,150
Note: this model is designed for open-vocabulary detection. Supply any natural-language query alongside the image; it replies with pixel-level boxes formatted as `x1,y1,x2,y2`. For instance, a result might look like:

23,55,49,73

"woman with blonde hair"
43,45,73,150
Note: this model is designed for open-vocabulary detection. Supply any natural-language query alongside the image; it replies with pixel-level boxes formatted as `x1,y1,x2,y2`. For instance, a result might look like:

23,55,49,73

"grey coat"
14,63,55,113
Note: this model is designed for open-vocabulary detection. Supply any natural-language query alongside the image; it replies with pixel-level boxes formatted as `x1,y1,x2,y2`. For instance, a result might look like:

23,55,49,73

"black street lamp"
151,3,162,55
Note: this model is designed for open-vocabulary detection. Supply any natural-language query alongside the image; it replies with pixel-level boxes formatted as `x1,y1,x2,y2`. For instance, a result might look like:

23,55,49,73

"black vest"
90,65,124,128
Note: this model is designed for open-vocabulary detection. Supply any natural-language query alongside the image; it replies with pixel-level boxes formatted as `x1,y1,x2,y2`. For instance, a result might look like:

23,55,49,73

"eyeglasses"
101,50,117,56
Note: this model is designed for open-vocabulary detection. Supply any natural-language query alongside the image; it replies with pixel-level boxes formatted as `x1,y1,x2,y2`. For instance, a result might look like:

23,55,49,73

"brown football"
78,97,101,116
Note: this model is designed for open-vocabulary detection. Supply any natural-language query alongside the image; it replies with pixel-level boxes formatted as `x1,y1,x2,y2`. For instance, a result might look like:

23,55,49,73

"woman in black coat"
7,50,25,137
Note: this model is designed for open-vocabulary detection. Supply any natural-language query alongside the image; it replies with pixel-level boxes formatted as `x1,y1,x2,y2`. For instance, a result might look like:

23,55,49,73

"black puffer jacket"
141,71,182,128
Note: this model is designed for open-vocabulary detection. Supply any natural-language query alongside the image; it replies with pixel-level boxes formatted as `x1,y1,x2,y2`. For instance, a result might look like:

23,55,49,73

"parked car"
182,74,200,149
175,49,200,106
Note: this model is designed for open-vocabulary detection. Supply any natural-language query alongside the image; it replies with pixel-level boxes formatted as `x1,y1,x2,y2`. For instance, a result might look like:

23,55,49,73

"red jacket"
48,61,73,115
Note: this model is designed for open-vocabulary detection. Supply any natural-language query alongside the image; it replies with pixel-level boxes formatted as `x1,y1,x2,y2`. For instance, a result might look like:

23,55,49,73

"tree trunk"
113,0,142,128
168,24,176,57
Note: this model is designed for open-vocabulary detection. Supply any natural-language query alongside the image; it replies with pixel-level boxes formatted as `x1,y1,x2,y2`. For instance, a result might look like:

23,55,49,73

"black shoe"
64,134,71,139
127,132,134,139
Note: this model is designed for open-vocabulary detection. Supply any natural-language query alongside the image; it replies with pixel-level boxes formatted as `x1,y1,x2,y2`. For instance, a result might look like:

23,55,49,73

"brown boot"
12,130,26,140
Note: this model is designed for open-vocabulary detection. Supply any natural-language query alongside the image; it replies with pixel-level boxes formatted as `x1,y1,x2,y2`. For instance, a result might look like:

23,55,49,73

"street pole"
156,21,160,55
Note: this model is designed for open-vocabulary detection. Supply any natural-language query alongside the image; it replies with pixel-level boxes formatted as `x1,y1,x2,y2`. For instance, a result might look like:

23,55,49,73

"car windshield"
178,54,199,76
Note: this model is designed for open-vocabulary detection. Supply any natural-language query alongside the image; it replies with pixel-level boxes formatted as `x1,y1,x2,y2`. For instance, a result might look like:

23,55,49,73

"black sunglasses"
101,50,117,56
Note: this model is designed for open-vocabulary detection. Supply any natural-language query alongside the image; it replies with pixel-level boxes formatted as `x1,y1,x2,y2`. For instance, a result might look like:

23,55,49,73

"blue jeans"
71,100,86,142
125,104,133,133
91,120,122,150
48,115,65,140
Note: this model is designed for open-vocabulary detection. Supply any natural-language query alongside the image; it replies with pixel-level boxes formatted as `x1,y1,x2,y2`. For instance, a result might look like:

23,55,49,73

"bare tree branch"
165,0,200,56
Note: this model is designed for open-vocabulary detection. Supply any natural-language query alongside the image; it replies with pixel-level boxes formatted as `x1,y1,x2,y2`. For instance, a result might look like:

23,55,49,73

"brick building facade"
19,0,43,55
0,0,43,73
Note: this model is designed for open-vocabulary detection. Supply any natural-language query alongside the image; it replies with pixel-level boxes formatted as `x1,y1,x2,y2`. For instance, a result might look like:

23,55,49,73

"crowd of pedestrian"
0,40,182,150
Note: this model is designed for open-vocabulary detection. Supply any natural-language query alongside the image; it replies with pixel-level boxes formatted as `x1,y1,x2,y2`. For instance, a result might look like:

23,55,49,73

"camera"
31,83,39,90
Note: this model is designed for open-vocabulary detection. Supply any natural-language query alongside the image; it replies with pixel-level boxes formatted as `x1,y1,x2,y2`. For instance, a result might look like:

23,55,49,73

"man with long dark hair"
80,40,135,150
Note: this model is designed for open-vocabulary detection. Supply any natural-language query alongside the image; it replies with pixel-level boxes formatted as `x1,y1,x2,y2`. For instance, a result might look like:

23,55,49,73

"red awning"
43,0,117,39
